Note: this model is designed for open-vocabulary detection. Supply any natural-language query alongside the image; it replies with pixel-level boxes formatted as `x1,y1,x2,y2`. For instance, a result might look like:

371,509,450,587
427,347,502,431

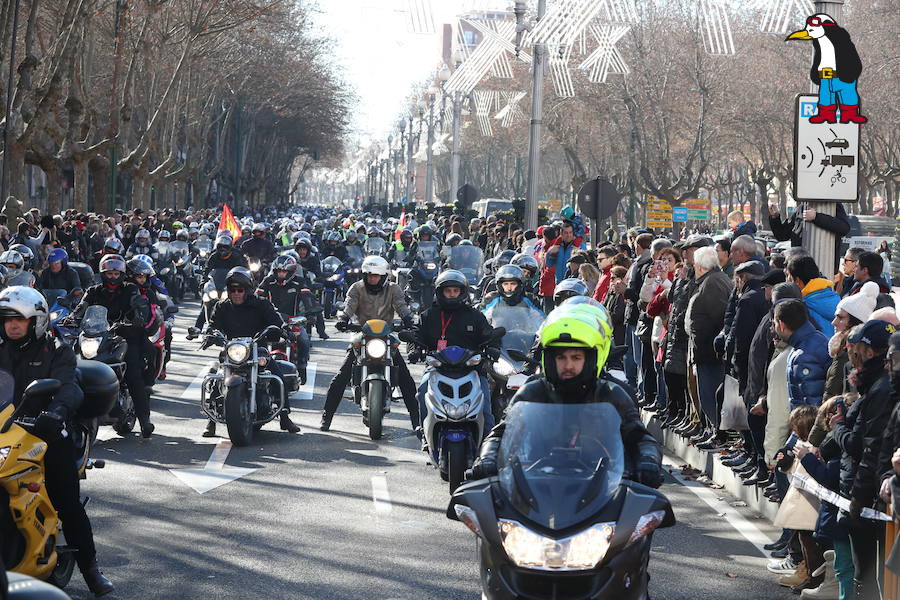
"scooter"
448,400,675,600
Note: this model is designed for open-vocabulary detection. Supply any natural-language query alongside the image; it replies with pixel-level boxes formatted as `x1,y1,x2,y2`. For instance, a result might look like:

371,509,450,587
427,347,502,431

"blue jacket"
545,240,579,284
801,278,840,337
801,454,845,541
786,320,831,409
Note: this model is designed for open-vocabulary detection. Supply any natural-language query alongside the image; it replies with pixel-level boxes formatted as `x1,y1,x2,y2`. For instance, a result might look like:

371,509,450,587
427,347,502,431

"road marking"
169,440,257,494
371,475,392,515
663,457,773,558
181,366,213,400
293,362,317,400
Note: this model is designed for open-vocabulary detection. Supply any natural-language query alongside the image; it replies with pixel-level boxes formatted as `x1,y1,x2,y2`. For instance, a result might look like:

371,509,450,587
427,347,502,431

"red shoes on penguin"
809,104,837,123
839,104,867,124
809,104,867,124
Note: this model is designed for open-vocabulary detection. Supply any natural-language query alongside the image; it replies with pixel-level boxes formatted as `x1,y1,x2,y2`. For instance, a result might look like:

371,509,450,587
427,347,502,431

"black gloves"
34,409,66,442
485,347,501,361
401,315,415,330
335,320,348,333
637,459,664,488
408,349,425,364
469,457,497,480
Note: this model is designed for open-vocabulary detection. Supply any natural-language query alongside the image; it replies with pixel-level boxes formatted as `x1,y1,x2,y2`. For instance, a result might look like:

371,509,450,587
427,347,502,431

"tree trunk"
90,159,109,214
5,142,27,203
45,166,62,214
72,157,89,213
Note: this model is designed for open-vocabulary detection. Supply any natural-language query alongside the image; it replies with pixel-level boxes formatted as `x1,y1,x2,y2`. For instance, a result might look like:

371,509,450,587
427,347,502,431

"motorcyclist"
320,231,348,262
242,223,277,263
0,250,36,288
126,257,171,380
511,252,539,295
344,230,363,248
256,255,311,385
71,254,155,438
39,249,83,296
204,266,301,436
202,233,248,278
479,264,543,312
90,237,125,271
415,270,500,443
475,249,516,296
553,277,589,307
0,287,115,597
470,302,664,488
125,229,158,261
388,229,414,265
405,225,439,266
293,238,328,340
320,256,418,432
8,243,36,274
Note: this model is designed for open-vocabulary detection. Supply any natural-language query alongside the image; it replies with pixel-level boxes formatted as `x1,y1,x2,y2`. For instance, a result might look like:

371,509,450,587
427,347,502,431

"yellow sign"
647,211,673,219
646,219,672,229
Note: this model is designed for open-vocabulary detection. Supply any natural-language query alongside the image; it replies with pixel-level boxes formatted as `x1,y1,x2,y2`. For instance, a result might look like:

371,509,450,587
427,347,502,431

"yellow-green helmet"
539,299,612,382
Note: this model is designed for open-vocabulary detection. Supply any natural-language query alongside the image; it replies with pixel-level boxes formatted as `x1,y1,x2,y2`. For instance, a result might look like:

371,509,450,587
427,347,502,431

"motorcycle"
192,239,213,298
247,257,269,286
346,320,401,441
320,256,347,319
200,325,299,446
401,328,504,492
154,242,184,303
41,290,79,331
448,401,675,600
0,363,117,590
72,306,138,436
363,237,387,258
200,268,230,323
481,301,544,422
170,240,192,302
407,241,440,313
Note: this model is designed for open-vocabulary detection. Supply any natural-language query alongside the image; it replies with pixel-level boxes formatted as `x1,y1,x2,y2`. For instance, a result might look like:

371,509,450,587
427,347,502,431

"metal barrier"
885,505,900,600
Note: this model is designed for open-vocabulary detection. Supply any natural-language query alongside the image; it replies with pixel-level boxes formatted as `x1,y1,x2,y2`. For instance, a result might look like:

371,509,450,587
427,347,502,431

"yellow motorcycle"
0,361,117,589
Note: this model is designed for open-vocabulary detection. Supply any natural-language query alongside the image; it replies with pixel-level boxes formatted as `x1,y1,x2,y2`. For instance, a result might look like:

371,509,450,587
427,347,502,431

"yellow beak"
786,30,812,41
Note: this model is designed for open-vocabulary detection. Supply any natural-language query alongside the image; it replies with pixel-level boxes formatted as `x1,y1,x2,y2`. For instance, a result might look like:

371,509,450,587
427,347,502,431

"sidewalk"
643,411,782,523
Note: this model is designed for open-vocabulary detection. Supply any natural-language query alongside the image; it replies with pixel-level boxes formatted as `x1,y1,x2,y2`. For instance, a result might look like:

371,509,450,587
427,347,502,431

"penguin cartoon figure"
787,14,866,125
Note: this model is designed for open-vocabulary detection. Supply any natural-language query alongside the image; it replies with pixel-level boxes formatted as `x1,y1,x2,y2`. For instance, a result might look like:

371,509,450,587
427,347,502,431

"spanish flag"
218,203,241,241
394,208,407,241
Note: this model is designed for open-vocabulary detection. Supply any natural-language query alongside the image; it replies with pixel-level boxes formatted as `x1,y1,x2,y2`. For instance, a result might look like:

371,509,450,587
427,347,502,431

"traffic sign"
794,94,859,202
646,219,672,229
673,207,688,222
577,177,623,221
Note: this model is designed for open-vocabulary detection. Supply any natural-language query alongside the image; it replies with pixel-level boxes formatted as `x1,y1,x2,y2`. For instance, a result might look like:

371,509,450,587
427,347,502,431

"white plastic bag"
719,374,749,431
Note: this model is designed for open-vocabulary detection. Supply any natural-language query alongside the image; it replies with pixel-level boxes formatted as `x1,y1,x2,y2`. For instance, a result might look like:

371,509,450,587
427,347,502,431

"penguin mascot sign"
786,14,866,125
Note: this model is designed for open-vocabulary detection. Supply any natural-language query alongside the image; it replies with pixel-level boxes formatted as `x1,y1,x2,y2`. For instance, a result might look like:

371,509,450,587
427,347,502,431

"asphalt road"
62,300,794,600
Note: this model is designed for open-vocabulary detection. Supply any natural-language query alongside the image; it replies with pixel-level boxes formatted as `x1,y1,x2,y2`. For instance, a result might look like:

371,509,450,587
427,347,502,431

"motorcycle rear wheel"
367,382,385,441
447,440,467,493
112,390,136,437
46,549,75,589
225,386,254,446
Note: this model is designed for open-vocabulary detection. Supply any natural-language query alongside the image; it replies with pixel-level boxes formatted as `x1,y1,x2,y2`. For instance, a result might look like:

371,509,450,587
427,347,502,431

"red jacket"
593,265,613,302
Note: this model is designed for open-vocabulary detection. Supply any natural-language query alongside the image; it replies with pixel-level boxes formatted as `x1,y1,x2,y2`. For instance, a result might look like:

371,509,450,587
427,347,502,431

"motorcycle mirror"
263,326,283,342
507,349,530,363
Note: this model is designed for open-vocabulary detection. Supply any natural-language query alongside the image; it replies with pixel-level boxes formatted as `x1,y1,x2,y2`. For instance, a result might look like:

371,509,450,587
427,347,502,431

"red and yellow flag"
394,208,407,241
218,203,241,241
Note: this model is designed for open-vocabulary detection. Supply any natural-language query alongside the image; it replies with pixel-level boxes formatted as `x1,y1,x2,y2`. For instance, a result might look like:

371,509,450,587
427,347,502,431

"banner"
791,472,890,522
218,203,242,241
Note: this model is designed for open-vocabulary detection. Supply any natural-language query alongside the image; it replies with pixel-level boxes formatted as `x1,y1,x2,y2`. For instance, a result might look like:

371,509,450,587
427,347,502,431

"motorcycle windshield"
154,241,173,261
170,241,189,262
346,246,363,267
321,256,342,275
449,246,484,284
81,305,110,336
364,238,386,255
416,241,440,263
498,401,625,530
483,303,543,343
42,289,68,306
196,239,213,253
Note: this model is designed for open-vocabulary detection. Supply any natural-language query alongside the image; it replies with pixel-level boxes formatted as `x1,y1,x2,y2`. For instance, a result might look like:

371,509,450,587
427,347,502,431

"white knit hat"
835,281,879,323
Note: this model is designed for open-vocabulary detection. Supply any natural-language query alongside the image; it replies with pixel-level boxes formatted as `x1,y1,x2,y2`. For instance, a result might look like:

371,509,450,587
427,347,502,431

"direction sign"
646,219,672,229
794,94,859,202
673,207,688,222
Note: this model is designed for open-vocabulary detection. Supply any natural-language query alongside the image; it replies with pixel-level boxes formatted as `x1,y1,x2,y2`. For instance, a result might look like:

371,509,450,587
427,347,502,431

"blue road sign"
672,207,688,222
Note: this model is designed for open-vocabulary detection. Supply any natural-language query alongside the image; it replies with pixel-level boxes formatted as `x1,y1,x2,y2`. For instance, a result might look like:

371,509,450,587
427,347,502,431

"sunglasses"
228,287,246,294
806,16,834,27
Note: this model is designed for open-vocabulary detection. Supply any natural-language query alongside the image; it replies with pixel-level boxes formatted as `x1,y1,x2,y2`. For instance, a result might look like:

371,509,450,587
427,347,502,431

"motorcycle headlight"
499,519,615,571
493,357,515,377
250,262,261,272
208,290,219,300
329,274,340,281
366,338,387,359
80,337,101,359
200,250,208,257
50,311,61,321
0,446,10,468
441,401,470,420
465,354,482,366
226,342,250,363
426,262,437,270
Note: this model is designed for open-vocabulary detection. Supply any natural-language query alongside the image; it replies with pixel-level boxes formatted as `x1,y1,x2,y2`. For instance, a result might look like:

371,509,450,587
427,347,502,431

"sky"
308,0,502,143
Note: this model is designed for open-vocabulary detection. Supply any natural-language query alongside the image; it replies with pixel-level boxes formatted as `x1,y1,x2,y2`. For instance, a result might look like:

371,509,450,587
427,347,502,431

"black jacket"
729,279,771,393
38,265,83,294
826,356,894,496
768,204,850,269
852,388,899,506
257,275,303,317
1,336,83,420
663,271,696,375
624,251,651,327
743,313,775,406
603,290,627,346
419,304,497,352
688,268,732,365
240,237,276,262
209,293,283,339
297,253,323,281
73,282,148,339
473,378,661,482
203,248,248,278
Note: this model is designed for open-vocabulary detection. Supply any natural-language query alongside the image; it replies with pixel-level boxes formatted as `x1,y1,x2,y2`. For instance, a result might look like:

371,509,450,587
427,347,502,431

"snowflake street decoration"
406,0,435,34
529,0,638,47
578,24,630,83
548,45,576,98
753,0,816,34
698,0,736,55
472,90,498,136
494,91,527,128
445,20,530,95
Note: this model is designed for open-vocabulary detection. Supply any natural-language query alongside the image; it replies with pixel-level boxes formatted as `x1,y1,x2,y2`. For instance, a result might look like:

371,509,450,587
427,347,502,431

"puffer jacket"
786,320,831,409
342,280,411,325
729,278,771,393
663,271,696,376
801,278,840,337
851,391,900,507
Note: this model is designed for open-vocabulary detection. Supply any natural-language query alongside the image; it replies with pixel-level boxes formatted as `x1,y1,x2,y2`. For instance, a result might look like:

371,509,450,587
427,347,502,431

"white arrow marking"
292,362,317,400
169,440,257,494
371,475,392,515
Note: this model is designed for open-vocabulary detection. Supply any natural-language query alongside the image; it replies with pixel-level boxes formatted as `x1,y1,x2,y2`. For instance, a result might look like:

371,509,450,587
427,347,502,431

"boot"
320,412,333,431
839,104,867,124
298,366,307,386
809,104,837,124
791,573,825,595
81,561,115,597
800,552,839,600
279,411,301,433
779,562,808,587
140,421,155,439
202,420,216,437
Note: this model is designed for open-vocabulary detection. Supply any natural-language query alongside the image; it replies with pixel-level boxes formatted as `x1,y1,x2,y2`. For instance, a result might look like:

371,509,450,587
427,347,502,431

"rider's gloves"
186,327,200,340
401,315,415,330
485,346,501,361
636,459,664,489
335,320,348,333
34,408,66,442
469,457,497,480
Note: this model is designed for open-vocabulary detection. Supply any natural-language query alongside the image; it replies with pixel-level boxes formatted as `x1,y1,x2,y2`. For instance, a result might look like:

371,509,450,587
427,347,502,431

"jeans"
818,77,860,106
696,363,724,430
323,348,419,428
417,370,494,432
847,513,882,600
832,538,855,600
624,324,641,390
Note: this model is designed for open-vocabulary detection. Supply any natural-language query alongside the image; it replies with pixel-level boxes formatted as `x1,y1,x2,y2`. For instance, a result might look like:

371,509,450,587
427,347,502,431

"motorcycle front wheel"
46,549,75,589
225,385,254,446
366,382,385,441
112,389,136,437
447,440,467,493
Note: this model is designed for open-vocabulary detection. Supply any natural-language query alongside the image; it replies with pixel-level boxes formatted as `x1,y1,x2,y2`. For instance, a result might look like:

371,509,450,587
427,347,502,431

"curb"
642,411,781,523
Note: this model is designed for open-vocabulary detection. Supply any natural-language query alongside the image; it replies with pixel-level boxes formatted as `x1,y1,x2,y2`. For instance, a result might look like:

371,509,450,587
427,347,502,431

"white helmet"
0,286,49,339
136,229,151,242
361,255,390,276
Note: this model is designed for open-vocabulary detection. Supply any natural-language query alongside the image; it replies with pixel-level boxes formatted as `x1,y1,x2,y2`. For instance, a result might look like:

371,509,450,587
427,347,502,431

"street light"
516,0,547,230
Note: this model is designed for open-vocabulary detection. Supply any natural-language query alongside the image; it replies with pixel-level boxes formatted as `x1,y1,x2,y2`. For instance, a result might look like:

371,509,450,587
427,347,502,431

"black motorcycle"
448,401,674,600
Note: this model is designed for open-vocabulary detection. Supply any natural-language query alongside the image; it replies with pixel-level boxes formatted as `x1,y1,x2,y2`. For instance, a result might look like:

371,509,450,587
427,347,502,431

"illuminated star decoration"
578,24,631,83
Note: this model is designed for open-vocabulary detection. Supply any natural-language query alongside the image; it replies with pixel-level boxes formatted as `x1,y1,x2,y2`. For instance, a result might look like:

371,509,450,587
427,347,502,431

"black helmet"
417,225,432,240
99,254,127,288
215,233,234,255
225,266,253,290
294,238,313,254
495,264,525,300
400,229,413,243
435,270,469,311
511,253,539,278
495,249,516,267
271,255,298,282
445,233,462,247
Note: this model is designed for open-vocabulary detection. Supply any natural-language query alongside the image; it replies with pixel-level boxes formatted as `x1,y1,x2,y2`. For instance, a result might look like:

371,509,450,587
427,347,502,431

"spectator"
623,233,654,393
845,251,891,295
636,238,673,409
544,221,581,285
787,255,841,336
643,246,680,412
727,209,757,239
827,281,878,397
686,246,732,445
715,235,766,373
768,202,850,271
577,263,600,296
835,247,866,297
878,240,892,286
715,237,734,277
592,246,617,301
603,265,629,361
774,299,831,411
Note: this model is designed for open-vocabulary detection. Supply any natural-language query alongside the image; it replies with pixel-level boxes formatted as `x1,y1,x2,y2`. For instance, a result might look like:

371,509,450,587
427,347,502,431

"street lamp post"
424,91,437,204
399,117,416,207
516,0,547,231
